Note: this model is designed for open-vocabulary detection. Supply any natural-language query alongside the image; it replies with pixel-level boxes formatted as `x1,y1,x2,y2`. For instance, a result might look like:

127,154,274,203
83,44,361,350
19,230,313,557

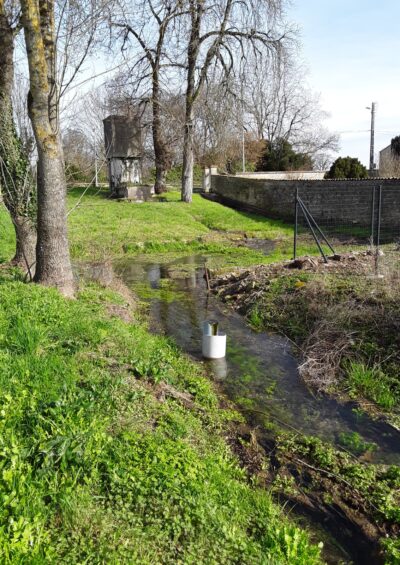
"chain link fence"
294,184,400,278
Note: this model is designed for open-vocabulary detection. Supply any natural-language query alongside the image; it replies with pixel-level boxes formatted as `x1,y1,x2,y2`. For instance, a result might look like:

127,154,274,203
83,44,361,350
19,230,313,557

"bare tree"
12,67,36,162
55,1,117,188
61,86,109,185
0,1,37,273
63,127,99,183
180,0,291,202
112,0,186,193
192,78,239,168
244,53,339,168
20,0,74,296
57,1,97,97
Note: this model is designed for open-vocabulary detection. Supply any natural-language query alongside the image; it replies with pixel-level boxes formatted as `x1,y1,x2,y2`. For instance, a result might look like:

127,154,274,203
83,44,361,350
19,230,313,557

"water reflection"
208,357,228,380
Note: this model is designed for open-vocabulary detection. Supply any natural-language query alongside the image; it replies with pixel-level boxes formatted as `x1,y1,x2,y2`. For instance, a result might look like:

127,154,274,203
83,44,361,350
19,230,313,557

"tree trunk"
0,7,37,275
181,5,201,204
34,146,73,294
12,215,37,275
152,107,168,194
154,165,167,194
152,67,168,194
21,0,74,297
181,103,194,203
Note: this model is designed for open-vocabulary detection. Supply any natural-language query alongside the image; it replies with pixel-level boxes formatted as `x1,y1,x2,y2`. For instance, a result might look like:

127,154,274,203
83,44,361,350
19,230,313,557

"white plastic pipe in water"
202,320,217,336
202,320,226,359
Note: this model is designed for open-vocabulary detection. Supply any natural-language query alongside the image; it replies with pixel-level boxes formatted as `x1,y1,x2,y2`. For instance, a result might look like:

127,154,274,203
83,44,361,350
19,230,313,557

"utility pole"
366,102,377,176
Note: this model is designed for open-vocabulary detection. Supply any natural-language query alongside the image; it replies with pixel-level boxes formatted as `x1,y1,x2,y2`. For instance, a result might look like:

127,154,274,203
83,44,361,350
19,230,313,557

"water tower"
103,115,142,195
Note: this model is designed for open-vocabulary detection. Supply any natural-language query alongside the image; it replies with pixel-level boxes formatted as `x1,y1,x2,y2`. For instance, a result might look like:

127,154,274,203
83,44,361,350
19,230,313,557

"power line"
336,129,370,134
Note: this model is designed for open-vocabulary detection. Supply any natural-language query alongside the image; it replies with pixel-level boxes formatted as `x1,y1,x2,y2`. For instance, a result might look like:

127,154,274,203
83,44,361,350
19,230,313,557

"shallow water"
115,253,400,466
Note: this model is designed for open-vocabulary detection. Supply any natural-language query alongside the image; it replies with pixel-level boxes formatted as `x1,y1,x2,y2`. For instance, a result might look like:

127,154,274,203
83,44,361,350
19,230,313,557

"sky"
291,0,400,167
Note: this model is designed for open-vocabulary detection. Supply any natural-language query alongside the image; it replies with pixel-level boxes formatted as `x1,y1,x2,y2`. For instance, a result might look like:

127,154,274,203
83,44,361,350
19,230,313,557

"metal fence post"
370,185,376,246
297,199,328,263
374,185,383,276
298,197,335,255
294,186,299,259
377,185,382,249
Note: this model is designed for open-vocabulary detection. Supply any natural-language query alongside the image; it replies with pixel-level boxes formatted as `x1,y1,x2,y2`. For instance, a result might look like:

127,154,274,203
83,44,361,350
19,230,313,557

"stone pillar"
209,166,218,194
202,167,211,192
108,157,141,192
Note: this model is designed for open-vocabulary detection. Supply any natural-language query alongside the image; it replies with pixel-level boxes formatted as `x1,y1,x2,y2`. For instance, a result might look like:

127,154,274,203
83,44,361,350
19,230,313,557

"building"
379,144,400,178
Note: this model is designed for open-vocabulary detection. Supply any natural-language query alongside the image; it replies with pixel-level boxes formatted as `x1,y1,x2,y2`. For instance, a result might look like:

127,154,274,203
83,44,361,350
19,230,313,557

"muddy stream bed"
110,253,400,563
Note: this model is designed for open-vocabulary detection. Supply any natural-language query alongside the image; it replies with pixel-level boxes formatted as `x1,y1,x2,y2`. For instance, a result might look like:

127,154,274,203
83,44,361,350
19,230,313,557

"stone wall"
234,171,326,180
211,175,400,229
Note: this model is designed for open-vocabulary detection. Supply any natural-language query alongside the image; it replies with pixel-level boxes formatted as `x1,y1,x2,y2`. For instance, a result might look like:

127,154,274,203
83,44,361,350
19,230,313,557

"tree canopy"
256,138,312,172
325,156,368,179
390,136,400,157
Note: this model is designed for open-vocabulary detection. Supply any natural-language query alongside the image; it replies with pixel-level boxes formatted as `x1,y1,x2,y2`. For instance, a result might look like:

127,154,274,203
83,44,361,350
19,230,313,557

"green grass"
337,431,376,456
278,433,400,530
0,186,391,561
66,187,299,264
0,187,334,268
0,206,18,262
0,270,321,563
144,163,204,186
347,362,398,410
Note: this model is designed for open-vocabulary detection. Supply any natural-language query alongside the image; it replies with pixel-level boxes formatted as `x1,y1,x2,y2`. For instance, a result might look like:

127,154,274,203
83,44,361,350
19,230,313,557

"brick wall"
211,175,400,229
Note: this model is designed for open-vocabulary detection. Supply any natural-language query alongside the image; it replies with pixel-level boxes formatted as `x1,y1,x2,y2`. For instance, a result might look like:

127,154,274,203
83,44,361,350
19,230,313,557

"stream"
111,253,400,564
115,254,400,466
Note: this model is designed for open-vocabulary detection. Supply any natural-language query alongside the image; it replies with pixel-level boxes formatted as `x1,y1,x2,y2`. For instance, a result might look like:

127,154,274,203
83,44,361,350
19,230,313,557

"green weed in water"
337,431,377,456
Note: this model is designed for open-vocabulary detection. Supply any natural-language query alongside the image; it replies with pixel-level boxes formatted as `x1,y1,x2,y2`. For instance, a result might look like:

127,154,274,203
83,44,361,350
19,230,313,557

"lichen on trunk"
21,0,74,296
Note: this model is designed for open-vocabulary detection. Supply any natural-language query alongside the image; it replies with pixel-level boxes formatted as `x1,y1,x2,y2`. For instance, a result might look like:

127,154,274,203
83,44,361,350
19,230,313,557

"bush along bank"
210,254,400,427
0,268,321,564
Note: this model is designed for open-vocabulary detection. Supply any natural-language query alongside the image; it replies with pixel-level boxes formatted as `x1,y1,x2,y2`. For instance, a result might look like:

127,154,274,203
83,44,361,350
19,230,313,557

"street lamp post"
366,102,377,176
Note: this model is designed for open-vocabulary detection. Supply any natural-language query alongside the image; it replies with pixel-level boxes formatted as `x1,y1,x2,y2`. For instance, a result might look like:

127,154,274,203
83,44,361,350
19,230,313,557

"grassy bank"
0,187,328,269
213,264,400,424
257,274,400,420
210,261,400,562
65,188,313,266
2,187,397,561
0,268,321,562
232,424,400,563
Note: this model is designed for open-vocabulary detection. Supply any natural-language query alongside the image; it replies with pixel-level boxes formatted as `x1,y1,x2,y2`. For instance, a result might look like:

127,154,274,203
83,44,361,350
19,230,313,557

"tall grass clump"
348,362,397,410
